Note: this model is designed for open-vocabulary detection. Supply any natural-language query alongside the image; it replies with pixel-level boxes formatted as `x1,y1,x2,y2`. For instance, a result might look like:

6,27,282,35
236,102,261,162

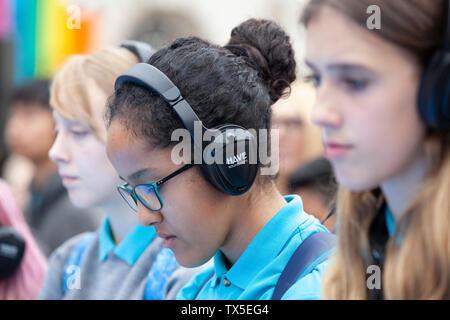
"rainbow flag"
3,0,102,83
0,0,12,37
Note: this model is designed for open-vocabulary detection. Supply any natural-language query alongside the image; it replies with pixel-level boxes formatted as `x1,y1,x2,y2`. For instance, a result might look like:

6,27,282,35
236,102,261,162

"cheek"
160,174,230,266
72,141,118,200
336,85,425,190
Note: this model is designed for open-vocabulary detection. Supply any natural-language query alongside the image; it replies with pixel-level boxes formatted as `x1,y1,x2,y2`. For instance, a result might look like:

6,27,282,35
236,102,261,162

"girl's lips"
60,175,79,187
324,142,353,159
161,236,176,248
157,232,177,248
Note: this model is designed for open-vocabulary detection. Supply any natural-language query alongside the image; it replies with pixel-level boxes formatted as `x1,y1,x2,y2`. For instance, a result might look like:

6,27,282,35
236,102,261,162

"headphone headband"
114,62,259,195
445,0,450,50
418,1,450,131
120,40,154,63
115,63,206,144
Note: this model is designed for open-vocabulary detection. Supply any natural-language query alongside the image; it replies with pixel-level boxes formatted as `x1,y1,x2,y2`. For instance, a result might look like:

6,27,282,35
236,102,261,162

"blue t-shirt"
177,195,332,300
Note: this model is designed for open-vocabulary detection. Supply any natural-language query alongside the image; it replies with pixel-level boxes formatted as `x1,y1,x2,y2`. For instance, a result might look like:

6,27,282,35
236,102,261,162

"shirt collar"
211,195,307,289
98,216,156,266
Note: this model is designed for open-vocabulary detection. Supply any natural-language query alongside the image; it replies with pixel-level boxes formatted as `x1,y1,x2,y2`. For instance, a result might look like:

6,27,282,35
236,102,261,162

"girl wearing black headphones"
301,0,450,299
106,19,333,300
40,44,199,300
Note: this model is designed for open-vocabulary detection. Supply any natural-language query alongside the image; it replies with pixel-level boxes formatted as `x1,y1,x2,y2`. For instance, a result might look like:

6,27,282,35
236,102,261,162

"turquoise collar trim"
98,216,156,266
385,206,396,237
212,195,307,289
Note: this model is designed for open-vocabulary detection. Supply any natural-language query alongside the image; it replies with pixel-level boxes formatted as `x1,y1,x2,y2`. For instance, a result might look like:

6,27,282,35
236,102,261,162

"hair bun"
227,19,297,102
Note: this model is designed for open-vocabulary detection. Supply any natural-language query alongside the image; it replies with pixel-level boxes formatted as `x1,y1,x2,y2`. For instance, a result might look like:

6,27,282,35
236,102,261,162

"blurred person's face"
293,186,334,231
305,7,426,191
48,111,120,209
106,119,237,267
272,100,307,177
5,103,55,163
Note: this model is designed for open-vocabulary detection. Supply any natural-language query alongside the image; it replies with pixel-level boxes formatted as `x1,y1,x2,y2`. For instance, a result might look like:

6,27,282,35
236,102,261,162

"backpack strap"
143,248,179,300
62,233,96,296
271,231,336,300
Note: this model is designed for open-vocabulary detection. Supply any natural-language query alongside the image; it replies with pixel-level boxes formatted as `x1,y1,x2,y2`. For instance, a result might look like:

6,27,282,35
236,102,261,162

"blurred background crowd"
0,0,336,261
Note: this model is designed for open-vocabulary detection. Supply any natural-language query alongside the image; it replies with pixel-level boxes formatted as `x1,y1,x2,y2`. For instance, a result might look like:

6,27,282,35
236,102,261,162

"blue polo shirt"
177,195,332,300
98,216,156,264
39,215,202,299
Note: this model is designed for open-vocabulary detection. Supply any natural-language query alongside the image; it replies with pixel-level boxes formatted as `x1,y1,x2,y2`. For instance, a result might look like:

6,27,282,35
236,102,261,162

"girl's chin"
67,192,97,210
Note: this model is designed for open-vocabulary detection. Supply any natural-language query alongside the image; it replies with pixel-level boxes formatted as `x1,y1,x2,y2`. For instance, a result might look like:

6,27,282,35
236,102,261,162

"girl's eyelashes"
70,130,89,138
304,73,322,88
340,77,370,92
304,73,371,92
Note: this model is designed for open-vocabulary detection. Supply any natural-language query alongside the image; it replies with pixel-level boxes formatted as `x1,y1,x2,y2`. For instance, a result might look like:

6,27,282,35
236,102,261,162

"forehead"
10,102,51,114
52,110,88,128
305,6,416,72
106,120,171,179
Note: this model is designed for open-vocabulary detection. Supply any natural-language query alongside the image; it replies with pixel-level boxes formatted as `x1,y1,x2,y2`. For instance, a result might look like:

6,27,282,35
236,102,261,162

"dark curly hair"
106,19,296,155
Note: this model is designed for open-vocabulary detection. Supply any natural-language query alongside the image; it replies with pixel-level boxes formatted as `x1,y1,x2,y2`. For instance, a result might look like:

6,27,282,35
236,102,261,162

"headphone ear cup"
201,125,259,195
418,50,450,130
0,226,26,280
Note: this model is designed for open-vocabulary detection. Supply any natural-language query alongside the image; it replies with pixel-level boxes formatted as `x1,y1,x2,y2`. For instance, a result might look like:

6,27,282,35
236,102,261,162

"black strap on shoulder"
321,206,336,225
368,202,389,300
271,231,336,300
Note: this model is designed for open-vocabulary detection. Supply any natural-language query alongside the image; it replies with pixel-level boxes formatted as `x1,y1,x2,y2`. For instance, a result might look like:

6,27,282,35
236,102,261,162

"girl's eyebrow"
123,167,158,185
327,63,375,74
305,59,375,75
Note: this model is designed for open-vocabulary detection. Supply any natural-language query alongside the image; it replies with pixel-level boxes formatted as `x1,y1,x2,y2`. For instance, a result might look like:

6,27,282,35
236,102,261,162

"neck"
275,174,289,196
220,181,287,266
32,158,57,188
381,151,427,221
99,193,138,244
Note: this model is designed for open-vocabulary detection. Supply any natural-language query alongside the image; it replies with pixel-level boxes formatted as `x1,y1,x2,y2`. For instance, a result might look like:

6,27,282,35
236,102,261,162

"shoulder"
282,258,330,300
297,210,330,238
48,231,97,269
39,231,97,299
278,215,333,300
271,213,333,300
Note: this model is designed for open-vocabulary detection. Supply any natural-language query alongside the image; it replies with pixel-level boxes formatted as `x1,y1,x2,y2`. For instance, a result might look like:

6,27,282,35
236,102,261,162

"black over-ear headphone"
0,223,26,280
418,0,450,131
120,40,154,63
115,63,259,195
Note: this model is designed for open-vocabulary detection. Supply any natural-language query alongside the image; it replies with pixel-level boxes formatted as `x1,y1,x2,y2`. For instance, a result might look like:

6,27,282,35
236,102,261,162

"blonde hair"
50,46,139,141
323,133,450,299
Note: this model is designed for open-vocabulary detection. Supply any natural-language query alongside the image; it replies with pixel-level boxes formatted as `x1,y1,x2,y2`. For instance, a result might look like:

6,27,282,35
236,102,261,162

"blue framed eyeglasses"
117,164,194,212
